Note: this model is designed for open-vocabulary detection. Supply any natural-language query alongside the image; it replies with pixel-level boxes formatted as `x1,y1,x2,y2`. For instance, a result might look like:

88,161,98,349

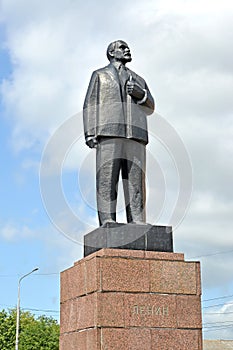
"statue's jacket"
83,63,154,145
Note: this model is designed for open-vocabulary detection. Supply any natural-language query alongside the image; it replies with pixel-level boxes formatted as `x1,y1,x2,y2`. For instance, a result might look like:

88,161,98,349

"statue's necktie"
119,64,129,87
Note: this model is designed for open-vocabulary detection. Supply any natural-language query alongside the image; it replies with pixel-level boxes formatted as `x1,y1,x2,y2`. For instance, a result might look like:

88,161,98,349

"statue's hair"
106,41,117,61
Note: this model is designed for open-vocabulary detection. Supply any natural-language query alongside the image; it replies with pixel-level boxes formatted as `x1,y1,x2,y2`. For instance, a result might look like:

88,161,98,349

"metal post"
15,268,39,350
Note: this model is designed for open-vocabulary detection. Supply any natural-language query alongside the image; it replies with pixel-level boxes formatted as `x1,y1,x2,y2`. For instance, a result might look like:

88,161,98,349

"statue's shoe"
101,220,118,228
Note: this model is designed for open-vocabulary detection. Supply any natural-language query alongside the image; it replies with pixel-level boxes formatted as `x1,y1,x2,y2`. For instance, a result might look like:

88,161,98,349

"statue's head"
106,40,132,63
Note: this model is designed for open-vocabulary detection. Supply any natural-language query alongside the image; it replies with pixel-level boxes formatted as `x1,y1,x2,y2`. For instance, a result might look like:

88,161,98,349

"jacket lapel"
106,63,121,84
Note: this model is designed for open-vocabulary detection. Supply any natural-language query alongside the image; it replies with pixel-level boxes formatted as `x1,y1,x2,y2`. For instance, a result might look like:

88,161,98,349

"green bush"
0,308,59,350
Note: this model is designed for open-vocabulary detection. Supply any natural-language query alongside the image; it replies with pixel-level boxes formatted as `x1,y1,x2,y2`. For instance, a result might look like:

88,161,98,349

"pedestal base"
60,249,203,350
84,224,173,257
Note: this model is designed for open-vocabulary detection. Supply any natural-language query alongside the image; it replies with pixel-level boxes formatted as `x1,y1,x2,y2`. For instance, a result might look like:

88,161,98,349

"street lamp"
15,267,39,350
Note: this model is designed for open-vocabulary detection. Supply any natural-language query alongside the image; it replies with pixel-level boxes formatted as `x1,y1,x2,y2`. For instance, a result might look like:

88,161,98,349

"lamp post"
15,267,39,350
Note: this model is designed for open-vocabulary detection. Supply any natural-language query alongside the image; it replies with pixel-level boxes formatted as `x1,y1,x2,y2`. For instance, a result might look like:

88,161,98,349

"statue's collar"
111,61,127,70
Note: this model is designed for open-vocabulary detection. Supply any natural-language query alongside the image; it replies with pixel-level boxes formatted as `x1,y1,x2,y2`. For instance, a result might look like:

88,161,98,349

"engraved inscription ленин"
132,305,169,316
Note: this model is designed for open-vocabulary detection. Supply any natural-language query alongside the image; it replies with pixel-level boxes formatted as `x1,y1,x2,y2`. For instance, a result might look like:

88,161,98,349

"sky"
0,0,233,340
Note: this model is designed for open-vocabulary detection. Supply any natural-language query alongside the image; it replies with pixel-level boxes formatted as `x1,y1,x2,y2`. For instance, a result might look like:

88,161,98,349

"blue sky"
0,0,233,339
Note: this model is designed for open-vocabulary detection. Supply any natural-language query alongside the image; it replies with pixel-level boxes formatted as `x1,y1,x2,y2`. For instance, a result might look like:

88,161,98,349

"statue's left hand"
126,80,145,100
86,137,98,148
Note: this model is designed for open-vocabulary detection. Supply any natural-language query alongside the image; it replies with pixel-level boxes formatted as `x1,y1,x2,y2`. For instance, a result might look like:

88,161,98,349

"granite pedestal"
60,248,203,349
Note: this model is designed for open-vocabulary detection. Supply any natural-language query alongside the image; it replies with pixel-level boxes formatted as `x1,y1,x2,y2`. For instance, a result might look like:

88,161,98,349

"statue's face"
112,41,132,63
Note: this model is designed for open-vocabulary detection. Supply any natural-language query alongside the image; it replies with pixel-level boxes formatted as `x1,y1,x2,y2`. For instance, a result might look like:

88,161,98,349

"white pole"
15,268,39,350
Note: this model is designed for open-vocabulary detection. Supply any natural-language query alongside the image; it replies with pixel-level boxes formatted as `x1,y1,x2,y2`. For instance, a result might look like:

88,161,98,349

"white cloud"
1,0,232,155
0,219,83,271
0,1,109,152
0,223,35,241
139,0,233,16
203,301,233,340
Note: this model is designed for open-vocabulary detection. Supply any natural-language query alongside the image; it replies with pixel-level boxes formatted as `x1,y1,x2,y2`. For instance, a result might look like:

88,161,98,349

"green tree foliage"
0,308,59,350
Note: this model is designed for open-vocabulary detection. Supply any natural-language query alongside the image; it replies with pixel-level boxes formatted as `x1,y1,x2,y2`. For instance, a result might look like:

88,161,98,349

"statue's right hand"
86,137,98,148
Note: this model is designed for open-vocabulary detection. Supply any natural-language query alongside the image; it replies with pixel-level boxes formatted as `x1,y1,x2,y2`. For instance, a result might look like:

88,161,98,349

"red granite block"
60,329,100,350
85,328,100,350
196,262,202,296
75,328,100,350
97,292,125,327
74,248,145,262
60,333,77,350
61,257,101,300
151,328,202,350
60,299,77,334
145,251,184,261
150,260,197,295
61,293,97,333
76,294,97,330
198,329,203,349
95,248,145,259
176,295,202,329
100,257,150,292
84,257,100,294
101,328,151,350
124,293,176,328
60,263,85,302
76,248,184,261
60,328,202,350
